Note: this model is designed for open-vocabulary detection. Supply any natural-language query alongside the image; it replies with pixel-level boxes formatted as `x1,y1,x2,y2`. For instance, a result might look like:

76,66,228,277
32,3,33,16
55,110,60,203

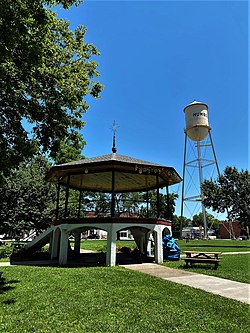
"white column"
147,240,151,256
74,231,81,253
51,228,60,259
147,232,152,256
154,227,163,264
106,224,117,266
58,227,69,266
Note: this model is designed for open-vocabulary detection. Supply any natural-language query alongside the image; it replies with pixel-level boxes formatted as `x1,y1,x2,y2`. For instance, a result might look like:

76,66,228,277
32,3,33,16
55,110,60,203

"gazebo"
25,145,181,266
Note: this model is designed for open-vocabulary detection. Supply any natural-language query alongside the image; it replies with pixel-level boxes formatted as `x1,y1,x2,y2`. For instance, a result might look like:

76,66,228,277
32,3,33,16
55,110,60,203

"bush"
0,243,13,259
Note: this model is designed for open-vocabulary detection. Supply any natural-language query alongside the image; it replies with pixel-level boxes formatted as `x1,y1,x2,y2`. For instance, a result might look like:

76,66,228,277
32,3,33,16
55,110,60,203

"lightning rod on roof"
112,120,119,153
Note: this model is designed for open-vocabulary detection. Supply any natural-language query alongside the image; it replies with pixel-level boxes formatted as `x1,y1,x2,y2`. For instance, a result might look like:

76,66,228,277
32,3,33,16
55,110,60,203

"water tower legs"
180,130,220,239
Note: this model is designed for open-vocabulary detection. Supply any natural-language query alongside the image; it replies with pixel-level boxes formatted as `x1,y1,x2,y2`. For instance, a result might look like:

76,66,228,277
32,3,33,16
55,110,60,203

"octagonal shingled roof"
45,152,182,192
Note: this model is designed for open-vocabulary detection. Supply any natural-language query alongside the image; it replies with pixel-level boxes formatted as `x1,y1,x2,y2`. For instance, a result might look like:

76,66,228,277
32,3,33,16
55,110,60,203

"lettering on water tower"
193,112,208,117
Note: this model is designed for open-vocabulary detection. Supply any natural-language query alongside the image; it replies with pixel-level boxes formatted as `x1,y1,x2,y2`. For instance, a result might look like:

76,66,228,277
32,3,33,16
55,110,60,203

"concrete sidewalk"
0,262,12,267
122,263,250,305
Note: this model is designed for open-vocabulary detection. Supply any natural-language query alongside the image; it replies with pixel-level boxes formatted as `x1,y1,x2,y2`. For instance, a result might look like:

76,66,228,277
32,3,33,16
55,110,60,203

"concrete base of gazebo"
25,218,172,266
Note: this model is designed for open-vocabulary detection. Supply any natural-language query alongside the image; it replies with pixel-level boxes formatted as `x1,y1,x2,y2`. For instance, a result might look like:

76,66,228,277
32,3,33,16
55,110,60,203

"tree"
0,0,103,180
53,132,86,165
82,192,111,217
79,191,179,219
0,156,56,237
140,191,178,220
201,166,250,234
115,193,141,217
171,215,191,237
192,212,220,233
0,131,89,236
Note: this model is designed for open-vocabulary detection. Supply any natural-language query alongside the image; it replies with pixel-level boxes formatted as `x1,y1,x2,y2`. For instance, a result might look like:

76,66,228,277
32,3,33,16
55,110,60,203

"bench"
183,251,222,270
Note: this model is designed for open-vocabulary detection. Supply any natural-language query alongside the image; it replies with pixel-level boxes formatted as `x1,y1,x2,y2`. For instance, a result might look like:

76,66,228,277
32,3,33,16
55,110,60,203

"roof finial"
112,120,119,153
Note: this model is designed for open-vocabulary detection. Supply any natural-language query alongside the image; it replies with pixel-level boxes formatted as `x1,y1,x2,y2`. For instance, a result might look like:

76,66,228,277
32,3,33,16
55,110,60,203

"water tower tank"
184,101,210,142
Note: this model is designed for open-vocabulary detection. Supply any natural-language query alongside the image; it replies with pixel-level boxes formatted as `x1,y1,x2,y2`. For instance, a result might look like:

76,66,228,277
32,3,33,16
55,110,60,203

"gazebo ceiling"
45,153,182,192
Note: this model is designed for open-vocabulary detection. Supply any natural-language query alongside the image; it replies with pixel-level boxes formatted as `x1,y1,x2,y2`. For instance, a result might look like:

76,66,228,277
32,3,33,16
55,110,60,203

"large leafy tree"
0,0,103,180
201,167,250,234
0,133,86,236
53,132,86,165
0,156,56,238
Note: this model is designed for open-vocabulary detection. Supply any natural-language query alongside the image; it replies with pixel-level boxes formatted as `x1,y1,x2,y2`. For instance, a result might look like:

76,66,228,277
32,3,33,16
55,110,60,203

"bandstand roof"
45,152,182,192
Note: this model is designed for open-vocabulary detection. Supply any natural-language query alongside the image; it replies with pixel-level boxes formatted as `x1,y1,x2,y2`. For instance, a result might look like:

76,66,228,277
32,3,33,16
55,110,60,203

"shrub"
0,243,13,259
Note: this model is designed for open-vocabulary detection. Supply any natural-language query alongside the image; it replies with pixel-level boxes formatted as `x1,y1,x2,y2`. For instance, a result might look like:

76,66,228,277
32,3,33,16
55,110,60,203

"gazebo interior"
24,146,182,266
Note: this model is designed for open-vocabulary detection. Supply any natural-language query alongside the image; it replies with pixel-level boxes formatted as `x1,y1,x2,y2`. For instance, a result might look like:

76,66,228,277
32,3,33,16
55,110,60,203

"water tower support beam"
208,130,220,176
180,133,188,237
197,141,207,238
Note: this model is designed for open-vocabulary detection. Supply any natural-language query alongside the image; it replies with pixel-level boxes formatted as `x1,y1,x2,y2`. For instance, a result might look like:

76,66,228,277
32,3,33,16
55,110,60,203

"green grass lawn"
78,239,250,254
77,239,249,284
176,239,250,253
162,239,250,283
0,266,249,333
0,257,10,262
78,239,137,252
163,253,250,284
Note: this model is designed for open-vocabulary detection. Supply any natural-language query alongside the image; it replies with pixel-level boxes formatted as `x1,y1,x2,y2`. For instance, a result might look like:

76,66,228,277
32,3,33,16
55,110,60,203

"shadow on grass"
183,264,219,270
0,272,20,304
11,251,155,268
165,260,221,272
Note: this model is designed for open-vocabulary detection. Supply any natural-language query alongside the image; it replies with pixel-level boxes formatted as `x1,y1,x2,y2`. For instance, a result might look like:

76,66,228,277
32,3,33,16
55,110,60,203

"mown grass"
0,257,10,262
79,239,250,254
177,239,250,253
0,243,13,262
0,266,249,333
78,239,250,283
163,254,250,284
2,239,249,261
78,240,137,252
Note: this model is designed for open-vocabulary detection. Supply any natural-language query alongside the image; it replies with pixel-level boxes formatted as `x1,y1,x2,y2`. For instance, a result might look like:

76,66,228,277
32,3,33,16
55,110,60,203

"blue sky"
57,0,248,219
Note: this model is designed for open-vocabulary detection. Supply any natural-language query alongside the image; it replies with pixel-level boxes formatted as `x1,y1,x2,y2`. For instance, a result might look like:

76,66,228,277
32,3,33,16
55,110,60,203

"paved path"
0,262,11,267
122,263,250,305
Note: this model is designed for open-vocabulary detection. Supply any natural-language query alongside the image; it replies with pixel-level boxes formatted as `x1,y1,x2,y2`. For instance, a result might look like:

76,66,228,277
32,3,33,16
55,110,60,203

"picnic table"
183,251,222,270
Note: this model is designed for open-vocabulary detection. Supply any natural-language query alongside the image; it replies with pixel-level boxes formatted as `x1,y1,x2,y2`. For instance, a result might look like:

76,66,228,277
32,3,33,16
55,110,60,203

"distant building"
219,221,241,239
181,227,216,240
181,227,204,239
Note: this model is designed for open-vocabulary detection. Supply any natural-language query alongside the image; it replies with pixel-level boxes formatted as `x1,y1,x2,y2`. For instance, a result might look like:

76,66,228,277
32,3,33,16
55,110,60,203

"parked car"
237,235,248,240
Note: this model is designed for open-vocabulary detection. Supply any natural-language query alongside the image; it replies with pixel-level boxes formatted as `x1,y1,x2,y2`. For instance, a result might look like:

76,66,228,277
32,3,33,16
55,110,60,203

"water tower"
180,101,220,238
